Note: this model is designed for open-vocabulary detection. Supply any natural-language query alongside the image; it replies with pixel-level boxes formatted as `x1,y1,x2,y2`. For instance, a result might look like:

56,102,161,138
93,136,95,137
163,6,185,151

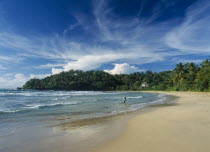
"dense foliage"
23,59,210,91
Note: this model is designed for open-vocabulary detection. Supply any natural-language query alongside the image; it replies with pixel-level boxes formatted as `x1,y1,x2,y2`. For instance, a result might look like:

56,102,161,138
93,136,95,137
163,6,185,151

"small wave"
52,96,69,100
0,101,80,114
26,101,79,109
158,93,166,97
0,92,71,97
128,94,167,111
0,91,123,97
0,108,22,113
127,96,143,99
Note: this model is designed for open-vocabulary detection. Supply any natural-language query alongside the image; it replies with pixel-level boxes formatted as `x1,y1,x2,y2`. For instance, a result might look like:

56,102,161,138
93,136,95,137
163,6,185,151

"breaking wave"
0,90,168,117
127,96,143,99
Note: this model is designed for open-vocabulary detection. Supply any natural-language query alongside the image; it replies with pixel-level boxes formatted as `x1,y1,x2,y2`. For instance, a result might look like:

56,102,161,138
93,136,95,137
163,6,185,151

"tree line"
23,59,210,91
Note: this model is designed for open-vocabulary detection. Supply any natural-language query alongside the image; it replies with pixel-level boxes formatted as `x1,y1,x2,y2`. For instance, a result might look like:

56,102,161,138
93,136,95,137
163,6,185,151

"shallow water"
0,90,168,152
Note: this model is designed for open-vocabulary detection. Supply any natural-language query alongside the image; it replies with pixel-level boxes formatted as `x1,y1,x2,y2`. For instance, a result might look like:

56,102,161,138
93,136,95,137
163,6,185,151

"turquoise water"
0,90,166,135
0,90,167,152
0,90,166,116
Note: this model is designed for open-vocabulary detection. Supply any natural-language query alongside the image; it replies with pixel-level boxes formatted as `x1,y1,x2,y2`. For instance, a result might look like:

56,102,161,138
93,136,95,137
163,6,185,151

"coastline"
95,91,210,152
1,91,166,152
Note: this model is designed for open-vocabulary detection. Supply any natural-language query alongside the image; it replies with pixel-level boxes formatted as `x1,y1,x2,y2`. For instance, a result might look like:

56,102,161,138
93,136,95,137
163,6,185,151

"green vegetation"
23,59,210,91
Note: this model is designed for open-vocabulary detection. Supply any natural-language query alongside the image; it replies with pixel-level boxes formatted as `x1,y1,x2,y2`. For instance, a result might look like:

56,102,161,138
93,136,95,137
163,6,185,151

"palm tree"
201,59,210,68
173,63,185,82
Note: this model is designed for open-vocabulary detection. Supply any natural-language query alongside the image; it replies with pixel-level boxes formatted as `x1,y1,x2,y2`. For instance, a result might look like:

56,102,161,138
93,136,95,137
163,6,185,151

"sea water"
0,90,168,152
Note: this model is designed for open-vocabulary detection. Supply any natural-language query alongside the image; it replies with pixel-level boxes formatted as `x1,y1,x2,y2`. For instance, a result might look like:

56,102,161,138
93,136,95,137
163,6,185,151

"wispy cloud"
35,63,66,69
0,65,7,70
170,57,204,64
0,55,22,62
165,0,210,54
0,55,23,66
0,0,209,76
0,55,13,61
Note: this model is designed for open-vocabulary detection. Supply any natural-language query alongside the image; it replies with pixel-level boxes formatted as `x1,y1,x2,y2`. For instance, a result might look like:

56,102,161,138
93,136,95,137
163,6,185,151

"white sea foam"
0,91,166,118
0,101,81,113
26,101,80,108
0,108,22,113
0,91,123,97
127,96,143,99
128,93,167,111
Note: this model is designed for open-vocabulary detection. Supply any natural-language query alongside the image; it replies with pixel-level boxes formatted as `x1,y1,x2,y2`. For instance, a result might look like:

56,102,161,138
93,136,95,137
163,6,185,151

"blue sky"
0,0,210,88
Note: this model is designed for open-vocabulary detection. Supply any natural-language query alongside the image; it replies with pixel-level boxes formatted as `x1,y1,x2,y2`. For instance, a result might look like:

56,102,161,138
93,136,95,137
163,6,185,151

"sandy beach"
96,91,210,152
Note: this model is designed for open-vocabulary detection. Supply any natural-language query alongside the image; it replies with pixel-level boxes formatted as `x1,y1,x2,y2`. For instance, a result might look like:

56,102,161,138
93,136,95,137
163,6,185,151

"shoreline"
1,91,169,152
95,91,210,152
47,92,173,152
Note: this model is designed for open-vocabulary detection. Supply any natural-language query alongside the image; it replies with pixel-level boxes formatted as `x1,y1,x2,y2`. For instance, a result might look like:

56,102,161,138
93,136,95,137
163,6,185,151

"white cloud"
0,0,209,89
0,0,209,79
0,73,28,89
53,53,150,74
0,73,51,89
64,53,132,71
105,63,143,74
52,68,64,75
0,0,173,72
14,73,25,79
41,0,210,74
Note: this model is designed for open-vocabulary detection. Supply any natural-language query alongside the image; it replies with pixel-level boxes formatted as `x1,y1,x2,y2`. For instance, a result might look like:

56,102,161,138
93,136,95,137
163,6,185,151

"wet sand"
96,91,210,152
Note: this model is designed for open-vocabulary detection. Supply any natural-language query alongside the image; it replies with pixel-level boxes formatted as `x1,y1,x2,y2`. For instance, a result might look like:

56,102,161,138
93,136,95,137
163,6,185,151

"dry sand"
96,91,210,152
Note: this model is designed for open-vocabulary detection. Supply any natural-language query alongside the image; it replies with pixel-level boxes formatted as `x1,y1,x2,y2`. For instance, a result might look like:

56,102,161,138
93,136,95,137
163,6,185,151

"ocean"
0,90,169,152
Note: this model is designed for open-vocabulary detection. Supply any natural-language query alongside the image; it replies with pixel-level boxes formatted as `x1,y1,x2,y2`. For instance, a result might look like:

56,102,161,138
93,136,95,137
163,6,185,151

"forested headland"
23,59,210,92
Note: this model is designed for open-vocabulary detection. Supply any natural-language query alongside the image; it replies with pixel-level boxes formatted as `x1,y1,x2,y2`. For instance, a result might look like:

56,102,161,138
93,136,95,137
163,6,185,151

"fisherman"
123,96,126,104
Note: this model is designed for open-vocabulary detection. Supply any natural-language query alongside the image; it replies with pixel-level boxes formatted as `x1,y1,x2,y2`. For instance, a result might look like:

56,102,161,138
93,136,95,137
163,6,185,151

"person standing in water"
123,96,126,104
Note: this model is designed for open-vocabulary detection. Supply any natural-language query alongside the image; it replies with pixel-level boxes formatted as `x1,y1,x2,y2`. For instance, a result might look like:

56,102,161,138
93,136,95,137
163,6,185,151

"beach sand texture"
96,92,210,152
